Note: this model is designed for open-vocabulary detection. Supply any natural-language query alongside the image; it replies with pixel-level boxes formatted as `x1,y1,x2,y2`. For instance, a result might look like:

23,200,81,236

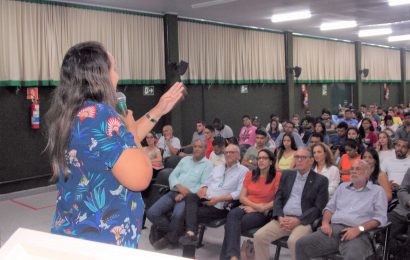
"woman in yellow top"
275,133,297,171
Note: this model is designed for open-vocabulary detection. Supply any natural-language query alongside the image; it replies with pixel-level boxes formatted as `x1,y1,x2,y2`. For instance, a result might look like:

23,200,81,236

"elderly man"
296,160,388,260
147,139,213,250
178,144,248,245
156,124,181,159
253,148,329,260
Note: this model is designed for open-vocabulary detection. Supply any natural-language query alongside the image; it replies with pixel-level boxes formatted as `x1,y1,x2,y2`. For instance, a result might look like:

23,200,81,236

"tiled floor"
0,186,290,259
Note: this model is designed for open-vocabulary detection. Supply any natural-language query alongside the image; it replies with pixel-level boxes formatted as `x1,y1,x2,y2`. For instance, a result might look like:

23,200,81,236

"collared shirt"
169,156,213,193
156,136,181,159
283,170,309,216
341,118,358,127
325,181,388,227
201,162,248,209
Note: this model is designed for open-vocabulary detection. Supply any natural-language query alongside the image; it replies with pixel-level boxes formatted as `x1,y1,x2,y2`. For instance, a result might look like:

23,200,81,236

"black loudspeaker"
294,66,302,78
168,60,189,76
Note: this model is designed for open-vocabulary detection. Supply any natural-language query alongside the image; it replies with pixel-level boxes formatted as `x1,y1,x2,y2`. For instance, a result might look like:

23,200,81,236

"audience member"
338,139,361,182
242,129,269,170
395,112,410,143
375,131,395,164
296,160,388,260
330,122,348,154
312,143,340,197
209,137,226,167
213,118,234,141
359,118,378,148
307,121,330,145
267,118,281,141
380,138,410,190
179,144,248,245
253,148,329,260
265,113,283,133
276,121,305,149
308,132,324,148
142,131,163,173
340,108,358,128
156,125,181,159
147,139,212,250
275,133,297,171
361,148,392,201
238,115,257,156
320,108,335,131
220,149,282,260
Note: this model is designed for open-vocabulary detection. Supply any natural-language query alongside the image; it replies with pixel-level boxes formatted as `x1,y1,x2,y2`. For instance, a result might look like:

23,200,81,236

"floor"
0,185,291,259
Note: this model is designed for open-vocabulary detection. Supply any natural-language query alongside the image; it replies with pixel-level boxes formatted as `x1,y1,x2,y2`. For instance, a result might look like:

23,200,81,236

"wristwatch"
358,225,365,232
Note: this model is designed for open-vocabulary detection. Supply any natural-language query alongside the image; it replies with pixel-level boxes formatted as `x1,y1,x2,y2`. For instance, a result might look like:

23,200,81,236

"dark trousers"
184,193,228,234
220,207,269,260
146,191,185,244
388,211,410,254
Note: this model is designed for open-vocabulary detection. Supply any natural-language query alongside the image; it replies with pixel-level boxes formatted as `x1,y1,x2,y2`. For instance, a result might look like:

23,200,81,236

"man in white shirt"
209,137,226,167
179,144,247,245
156,125,181,159
380,138,410,190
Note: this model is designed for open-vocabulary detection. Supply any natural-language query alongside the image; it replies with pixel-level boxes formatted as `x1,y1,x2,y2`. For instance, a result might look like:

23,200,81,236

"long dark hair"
45,41,117,181
278,133,297,160
361,147,380,184
252,149,277,184
359,118,375,139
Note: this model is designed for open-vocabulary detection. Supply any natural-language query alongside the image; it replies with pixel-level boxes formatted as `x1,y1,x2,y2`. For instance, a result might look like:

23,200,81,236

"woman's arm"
239,187,263,212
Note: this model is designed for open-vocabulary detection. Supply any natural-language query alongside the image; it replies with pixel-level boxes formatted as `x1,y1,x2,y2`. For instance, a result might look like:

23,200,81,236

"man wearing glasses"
253,148,329,260
179,144,248,245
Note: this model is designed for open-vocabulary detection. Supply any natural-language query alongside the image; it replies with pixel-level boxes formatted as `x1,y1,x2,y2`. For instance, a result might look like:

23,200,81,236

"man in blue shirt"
147,139,213,250
296,160,388,260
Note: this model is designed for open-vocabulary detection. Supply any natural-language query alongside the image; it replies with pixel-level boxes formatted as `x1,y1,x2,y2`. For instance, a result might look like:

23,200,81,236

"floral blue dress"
51,101,144,248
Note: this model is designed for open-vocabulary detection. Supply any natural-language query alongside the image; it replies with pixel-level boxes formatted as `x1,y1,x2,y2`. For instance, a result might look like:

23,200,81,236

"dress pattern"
51,101,143,248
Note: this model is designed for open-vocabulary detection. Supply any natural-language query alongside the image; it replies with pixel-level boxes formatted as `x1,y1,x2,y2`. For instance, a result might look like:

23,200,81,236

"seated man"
239,115,257,156
388,168,410,255
296,160,388,260
242,129,269,170
146,139,213,250
179,121,206,155
253,148,329,260
156,124,181,159
275,121,305,149
209,136,226,167
213,118,235,143
380,138,410,190
178,144,248,245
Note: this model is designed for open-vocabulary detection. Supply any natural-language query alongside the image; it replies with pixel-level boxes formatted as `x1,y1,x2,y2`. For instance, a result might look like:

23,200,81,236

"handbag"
240,239,255,260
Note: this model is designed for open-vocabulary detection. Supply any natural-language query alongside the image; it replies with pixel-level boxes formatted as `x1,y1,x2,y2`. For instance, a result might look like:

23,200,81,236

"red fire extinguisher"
31,100,40,129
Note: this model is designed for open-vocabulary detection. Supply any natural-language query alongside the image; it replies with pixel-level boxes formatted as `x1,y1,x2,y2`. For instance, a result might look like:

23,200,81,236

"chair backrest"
144,168,173,209
164,155,182,169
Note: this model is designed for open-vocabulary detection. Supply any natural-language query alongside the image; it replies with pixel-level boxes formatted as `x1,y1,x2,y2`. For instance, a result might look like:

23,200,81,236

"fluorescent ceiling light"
192,0,237,9
358,28,392,37
320,20,357,31
388,0,410,6
388,34,410,42
271,10,311,23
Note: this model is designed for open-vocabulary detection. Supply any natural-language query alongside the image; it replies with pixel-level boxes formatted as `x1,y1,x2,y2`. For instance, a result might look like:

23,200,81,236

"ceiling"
54,0,410,49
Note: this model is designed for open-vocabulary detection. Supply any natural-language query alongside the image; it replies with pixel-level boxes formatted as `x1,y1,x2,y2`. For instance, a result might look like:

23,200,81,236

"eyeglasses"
224,151,238,155
294,155,310,161
256,156,270,161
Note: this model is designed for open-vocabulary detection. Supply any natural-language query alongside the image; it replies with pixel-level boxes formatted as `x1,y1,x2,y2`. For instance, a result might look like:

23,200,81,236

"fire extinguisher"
31,100,40,129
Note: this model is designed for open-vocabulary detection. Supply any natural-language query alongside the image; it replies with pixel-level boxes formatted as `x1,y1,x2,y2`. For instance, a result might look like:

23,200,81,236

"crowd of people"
144,103,410,259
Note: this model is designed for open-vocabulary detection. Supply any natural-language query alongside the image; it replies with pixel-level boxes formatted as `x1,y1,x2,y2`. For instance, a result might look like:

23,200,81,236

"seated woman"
375,130,395,164
142,131,163,175
220,149,281,260
338,139,360,182
361,147,392,201
307,121,330,145
275,133,297,171
312,142,340,197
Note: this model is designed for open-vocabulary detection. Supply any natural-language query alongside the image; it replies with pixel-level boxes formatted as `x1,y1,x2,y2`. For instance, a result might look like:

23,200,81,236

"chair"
164,155,182,169
241,217,322,260
322,222,392,260
196,200,241,248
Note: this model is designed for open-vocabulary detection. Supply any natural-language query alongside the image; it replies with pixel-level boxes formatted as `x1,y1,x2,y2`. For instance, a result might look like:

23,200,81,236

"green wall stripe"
0,80,165,87
16,0,162,18
181,79,286,85
362,80,402,83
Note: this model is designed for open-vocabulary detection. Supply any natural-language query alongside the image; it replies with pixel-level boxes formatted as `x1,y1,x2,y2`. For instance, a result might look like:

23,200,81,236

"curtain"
178,20,285,84
361,45,401,82
0,0,165,86
293,36,355,83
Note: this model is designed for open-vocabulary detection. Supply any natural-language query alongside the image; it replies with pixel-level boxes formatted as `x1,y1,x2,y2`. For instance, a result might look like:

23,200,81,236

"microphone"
116,92,128,116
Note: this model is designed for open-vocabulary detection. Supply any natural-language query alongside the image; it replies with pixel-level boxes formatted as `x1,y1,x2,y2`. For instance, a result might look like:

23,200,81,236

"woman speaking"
46,41,185,248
